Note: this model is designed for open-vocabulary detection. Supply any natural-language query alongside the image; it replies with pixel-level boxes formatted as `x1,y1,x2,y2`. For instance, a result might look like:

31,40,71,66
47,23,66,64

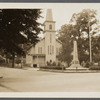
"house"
26,9,62,67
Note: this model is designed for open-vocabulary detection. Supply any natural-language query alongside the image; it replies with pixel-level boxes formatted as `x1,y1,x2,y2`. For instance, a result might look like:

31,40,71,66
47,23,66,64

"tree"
92,35,100,62
0,9,42,67
58,23,90,65
58,24,75,66
70,9,99,63
58,9,100,66
70,9,98,38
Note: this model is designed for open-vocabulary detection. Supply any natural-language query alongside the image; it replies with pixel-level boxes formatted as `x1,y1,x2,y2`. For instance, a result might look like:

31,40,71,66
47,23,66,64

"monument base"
66,41,89,72
69,63,82,68
66,64,88,72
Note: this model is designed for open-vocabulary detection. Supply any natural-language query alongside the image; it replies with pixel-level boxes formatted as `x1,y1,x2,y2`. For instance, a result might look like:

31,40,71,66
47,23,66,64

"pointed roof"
46,9,53,21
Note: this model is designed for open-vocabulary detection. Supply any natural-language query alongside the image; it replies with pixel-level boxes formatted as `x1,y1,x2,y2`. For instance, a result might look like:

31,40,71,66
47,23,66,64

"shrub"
85,62,90,68
40,66,65,70
47,61,57,66
0,59,5,63
15,59,21,64
0,57,5,63
98,61,100,66
58,62,61,66
52,61,56,66
89,65,100,70
46,61,50,66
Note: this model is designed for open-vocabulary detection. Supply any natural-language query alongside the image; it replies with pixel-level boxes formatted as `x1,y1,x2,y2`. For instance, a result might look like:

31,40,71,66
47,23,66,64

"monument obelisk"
70,40,82,68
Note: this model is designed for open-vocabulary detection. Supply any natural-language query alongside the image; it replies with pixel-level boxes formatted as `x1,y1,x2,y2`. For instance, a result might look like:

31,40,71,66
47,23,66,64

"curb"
39,69,100,73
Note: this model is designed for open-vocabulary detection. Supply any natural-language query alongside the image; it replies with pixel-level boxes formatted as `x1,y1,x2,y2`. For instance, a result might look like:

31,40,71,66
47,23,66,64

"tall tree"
0,9,42,67
70,9,99,63
71,9,98,59
58,24,75,66
58,9,100,66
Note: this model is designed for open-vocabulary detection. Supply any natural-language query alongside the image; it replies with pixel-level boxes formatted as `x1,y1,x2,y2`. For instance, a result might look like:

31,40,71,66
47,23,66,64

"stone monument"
66,40,88,72
69,40,82,69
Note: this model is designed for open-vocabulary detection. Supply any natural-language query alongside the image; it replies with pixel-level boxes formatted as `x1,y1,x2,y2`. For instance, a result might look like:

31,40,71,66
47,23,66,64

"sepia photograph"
0,3,100,97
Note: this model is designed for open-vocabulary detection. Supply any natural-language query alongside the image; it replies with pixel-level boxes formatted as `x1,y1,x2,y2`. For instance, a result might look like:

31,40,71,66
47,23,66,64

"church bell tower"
44,9,56,64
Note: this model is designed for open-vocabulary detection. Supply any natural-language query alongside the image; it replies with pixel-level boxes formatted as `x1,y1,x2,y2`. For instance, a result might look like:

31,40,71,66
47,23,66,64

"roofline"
44,30,56,33
43,20,56,24
56,39,63,44
28,54,45,57
26,38,45,51
26,44,35,51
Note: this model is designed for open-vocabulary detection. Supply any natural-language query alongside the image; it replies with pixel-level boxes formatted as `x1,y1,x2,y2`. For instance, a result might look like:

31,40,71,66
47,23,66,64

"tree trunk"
5,55,8,63
12,53,15,68
68,62,70,67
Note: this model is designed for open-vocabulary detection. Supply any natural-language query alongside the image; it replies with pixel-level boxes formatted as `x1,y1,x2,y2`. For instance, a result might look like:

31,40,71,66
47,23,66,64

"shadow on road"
0,83,18,92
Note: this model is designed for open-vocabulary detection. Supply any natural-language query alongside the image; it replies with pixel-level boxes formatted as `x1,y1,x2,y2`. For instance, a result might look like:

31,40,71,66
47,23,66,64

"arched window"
49,25,52,30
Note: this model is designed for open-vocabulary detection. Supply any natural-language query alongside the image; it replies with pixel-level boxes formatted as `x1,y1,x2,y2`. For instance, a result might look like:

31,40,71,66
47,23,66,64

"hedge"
89,65,100,70
40,66,65,70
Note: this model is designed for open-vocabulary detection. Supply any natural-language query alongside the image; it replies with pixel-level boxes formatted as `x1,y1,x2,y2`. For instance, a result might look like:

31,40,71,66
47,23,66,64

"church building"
26,9,62,67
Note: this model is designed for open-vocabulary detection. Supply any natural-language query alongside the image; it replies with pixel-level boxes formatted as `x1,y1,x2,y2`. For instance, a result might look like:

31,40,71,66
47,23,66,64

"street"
0,67,100,92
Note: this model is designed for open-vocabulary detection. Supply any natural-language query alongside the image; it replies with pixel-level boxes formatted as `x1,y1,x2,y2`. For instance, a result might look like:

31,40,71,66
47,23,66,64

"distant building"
26,9,62,67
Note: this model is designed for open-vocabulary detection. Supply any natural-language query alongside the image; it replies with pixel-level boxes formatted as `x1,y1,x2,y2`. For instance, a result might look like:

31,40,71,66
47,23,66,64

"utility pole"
21,44,23,68
88,14,92,63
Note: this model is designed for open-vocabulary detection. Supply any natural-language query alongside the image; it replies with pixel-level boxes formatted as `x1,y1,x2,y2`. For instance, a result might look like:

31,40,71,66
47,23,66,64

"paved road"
0,67,100,92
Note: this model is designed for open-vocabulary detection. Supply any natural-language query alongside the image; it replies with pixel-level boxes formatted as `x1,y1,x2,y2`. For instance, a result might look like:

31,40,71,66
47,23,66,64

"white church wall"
32,56,37,64
26,47,34,65
26,55,33,65
38,56,45,66
45,31,56,63
25,9,64,67
35,39,45,54
32,56,45,67
56,40,62,55
56,57,59,65
27,46,35,54
55,40,62,65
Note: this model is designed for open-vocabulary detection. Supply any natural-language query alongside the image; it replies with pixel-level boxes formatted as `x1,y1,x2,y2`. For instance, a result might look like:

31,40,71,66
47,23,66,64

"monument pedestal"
66,41,88,72
69,60,83,69
67,63,88,71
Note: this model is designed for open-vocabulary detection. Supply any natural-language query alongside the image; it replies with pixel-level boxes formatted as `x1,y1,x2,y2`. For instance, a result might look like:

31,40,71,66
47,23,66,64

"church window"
38,47,42,54
50,45,52,55
38,48,39,54
52,46,54,54
41,47,42,54
48,46,49,55
48,45,54,55
50,34,52,43
44,25,46,30
49,24,52,30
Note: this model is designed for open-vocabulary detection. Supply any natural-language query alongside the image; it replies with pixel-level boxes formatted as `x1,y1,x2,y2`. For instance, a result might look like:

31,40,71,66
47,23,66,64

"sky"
37,3,100,31
1,3,100,36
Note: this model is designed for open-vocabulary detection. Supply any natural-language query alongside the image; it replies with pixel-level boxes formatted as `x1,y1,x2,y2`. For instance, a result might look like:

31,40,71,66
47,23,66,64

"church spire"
46,9,53,21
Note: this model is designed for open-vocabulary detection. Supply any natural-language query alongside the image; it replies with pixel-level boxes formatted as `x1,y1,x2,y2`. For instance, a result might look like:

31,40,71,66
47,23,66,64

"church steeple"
44,9,55,32
44,9,56,63
46,9,53,21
